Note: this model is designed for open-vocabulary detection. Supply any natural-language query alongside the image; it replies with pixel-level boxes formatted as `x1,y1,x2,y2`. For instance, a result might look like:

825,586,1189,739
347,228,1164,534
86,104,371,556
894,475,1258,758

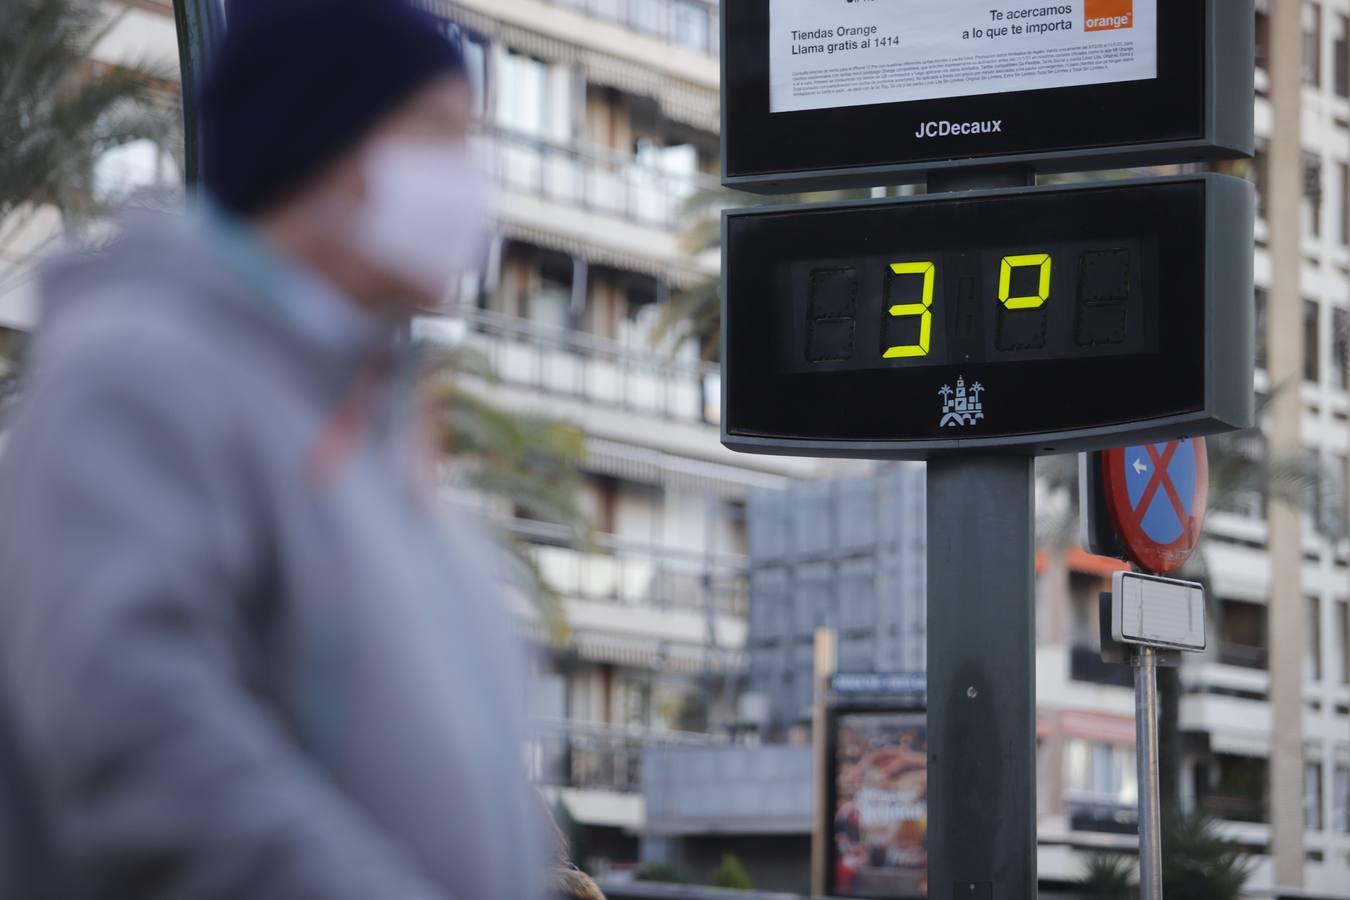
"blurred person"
0,1,550,898
542,797,605,900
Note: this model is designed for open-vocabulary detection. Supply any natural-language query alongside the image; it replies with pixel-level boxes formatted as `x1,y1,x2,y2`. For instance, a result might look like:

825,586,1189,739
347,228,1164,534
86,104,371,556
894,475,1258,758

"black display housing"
722,0,1254,192
721,175,1254,459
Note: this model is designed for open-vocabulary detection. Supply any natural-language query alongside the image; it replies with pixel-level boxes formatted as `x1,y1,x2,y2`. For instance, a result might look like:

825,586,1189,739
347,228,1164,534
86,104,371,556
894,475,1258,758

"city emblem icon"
939,377,984,428
1085,0,1134,32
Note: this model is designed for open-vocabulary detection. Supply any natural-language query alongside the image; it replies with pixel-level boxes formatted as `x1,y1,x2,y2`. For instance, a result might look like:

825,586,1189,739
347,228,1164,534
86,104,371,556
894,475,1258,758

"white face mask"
346,139,489,304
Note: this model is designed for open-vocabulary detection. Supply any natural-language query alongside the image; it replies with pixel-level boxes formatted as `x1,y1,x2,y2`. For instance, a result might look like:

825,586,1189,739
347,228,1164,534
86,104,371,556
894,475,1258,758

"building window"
1337,600,1350,685
1340,163,1350,247
1305,300,1321,383
1196,754,1269,823
1304,152,1324,239
1219,599,1269,669
671,0,713,53
1335,308,1349,391
1064,739,1138,807
1308,596,1324,682
1305,3,1323,87
1306,761,1324,832
1334,13,1349,97
1255,287,1269,371
1335,765,1350,833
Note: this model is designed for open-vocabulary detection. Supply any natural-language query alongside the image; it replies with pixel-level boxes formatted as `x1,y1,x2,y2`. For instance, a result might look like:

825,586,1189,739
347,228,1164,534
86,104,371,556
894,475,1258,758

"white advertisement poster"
770,0,1158,114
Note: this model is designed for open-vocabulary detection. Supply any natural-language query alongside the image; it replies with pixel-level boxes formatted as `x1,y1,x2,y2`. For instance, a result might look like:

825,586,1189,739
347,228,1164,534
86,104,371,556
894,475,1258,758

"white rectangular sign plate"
769,0,1158,114
1111,571,1206,652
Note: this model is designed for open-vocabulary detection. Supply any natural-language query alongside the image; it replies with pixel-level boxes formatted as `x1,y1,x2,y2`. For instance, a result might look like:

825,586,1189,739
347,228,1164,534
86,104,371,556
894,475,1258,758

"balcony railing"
1066,798,1139,835
544,0,719,56
1215,641,1269,670
449,306,721,424
526,718,726,792
477,125,718,231
510,518,749,617
1197,792,1268,824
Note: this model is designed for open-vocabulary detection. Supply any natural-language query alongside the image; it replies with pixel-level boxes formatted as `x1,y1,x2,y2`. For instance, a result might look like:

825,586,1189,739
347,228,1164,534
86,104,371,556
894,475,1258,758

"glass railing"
475,125,718,231
442,306,722,425
509,518,748,617
545,0,719,56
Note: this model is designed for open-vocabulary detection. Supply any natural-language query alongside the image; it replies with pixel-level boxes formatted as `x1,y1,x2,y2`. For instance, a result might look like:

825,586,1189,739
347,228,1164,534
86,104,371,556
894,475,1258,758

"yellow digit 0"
884,261,935,359
999,253,1052,310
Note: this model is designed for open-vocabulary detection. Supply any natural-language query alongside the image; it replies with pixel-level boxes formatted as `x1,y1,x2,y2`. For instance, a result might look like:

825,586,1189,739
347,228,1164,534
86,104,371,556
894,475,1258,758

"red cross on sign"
1102,438,1209,574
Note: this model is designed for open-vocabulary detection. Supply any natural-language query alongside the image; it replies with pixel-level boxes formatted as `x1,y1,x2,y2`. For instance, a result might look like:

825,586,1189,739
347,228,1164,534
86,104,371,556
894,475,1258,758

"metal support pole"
1134,647,1163,900
810,628,837,899
927,456,1037,900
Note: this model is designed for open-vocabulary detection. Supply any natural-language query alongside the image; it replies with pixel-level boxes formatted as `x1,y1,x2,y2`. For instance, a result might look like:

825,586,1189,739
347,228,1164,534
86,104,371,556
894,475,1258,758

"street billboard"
828,711,928,898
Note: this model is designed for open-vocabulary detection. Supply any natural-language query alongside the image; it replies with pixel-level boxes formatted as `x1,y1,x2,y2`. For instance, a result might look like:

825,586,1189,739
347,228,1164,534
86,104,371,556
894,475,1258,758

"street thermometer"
718,2,1255,898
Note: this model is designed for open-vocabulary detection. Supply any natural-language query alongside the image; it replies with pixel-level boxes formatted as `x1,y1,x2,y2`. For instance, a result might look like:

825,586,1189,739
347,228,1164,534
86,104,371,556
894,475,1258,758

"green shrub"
635,862,685,883
710,854,753,890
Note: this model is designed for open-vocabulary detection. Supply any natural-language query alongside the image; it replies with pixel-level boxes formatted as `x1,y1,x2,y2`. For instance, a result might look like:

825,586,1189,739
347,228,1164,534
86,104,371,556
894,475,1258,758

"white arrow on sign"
1132,458,1149,476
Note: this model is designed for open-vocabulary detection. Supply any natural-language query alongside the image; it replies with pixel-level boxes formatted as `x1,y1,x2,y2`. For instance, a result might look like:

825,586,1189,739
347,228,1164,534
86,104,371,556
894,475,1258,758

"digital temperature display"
788,238,1153,374
722,176,1255,458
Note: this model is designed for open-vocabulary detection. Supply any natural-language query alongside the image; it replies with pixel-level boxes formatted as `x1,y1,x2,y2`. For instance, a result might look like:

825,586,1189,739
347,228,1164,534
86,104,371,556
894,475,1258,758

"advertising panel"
770,0,1158,114
830,711,928,898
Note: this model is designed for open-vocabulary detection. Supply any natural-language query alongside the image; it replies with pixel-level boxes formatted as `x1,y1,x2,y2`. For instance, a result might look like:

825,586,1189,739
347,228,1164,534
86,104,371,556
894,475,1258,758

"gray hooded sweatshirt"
0,210,546,899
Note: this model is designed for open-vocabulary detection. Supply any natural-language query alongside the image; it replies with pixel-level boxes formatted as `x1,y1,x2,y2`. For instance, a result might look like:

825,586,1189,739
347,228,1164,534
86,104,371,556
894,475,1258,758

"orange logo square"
1085,0,1134,31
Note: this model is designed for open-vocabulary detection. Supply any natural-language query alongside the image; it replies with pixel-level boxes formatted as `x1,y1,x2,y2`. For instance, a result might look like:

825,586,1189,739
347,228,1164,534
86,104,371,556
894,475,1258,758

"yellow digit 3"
884,261,935,359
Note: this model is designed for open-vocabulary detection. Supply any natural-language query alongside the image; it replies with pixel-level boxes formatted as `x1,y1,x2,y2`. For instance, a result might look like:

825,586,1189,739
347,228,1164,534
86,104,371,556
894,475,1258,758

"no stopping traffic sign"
1102,438,1209,574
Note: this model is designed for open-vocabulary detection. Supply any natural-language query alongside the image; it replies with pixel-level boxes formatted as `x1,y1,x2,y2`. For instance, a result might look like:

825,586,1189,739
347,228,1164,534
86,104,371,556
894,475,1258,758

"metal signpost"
1086,440,1212,900
1108,571,1209,900
718,2,1255,898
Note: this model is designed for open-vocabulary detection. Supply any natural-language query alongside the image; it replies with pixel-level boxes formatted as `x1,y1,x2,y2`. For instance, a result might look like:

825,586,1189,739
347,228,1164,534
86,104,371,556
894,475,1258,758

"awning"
585,437,788,500
498,221,707,290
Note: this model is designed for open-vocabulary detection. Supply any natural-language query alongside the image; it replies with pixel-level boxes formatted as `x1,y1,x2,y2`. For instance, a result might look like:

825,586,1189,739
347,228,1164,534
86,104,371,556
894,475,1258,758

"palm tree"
1078,852,1137,900
1078,810,1254,900
1,0,179,248
1,0,180,411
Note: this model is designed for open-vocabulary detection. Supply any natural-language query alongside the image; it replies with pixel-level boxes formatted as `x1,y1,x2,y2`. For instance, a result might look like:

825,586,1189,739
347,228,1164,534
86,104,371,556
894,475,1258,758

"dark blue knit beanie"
202,0,467,215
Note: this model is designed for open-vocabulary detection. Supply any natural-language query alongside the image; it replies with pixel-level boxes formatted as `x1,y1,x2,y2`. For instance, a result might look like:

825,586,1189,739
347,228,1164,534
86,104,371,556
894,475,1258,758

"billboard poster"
830,711,928,898
770,0,1158,114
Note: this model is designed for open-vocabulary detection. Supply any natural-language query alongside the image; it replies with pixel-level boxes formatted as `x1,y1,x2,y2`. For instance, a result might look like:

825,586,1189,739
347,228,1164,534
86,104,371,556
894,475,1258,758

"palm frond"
1078,852,1136,899
422,357,594,645
1,0,179,223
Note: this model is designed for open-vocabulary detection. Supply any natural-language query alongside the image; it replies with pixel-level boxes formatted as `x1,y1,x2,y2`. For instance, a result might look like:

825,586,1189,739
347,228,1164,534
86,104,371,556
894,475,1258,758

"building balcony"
527,717,726,793
1065,798,1139,835
1196,792,1268,825
1215,641,1269,671
511,518,748,620
477,125,719,234
543,0,719,56
439,306,721,425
